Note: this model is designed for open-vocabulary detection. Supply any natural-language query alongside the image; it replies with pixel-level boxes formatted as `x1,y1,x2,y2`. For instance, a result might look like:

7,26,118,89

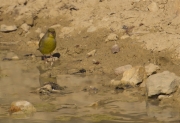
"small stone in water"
9,100,36,114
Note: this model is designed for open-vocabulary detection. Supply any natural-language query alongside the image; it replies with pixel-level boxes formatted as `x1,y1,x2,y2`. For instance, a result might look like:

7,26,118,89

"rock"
114,65,132,75
0,24,17,32
146,71,180,97
35,82,64,94
82,86,98,94
140,81,145,88
87,49,96,57
35,28,41,33
121,66,146,86
20,23,30,32
158,95,171,100
110,79,121,86
111,44,120,54
105,33,118,42
25,17,34,26
11,56,19,60
39,84,52,92
17,0,27,5
3,52,19,60
9,100,36,115
148,2,159,12
92,59,100,64
145,63,160,76
39,33,44,39
121,35,130,39
87,26,97,32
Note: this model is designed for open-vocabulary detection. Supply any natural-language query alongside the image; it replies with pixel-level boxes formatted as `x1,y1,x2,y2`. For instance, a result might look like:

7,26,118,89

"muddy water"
0,50,180,123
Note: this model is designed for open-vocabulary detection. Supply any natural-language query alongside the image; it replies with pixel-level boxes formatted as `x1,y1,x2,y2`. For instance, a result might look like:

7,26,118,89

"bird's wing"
38,33,47,49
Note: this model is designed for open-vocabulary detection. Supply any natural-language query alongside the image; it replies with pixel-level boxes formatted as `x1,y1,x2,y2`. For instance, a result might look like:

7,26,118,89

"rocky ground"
1,0,180,122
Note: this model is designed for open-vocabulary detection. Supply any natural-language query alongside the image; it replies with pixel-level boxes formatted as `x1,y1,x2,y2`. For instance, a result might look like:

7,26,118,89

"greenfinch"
38,28,56,61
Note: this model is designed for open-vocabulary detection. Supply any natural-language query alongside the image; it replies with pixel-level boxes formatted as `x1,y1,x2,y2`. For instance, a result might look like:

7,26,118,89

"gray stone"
146,71,180,97
114,65,132,75
0,24,17,32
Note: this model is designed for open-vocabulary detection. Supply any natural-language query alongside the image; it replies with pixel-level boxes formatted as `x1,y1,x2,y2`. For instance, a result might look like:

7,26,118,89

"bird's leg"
50,53,54,66
43,55,48,64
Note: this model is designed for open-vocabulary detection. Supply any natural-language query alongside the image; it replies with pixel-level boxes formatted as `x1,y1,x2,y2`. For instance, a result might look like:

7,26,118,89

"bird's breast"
39,37,56,54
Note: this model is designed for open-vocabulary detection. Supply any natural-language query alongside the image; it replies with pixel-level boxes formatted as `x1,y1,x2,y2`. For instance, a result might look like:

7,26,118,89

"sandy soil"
1,0,180,122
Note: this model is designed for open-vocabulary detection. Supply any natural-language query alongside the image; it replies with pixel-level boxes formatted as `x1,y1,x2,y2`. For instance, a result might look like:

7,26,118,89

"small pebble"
111,44,120,54
92,59,100,64
0,24,17,32
25,17,34,26
87,49,96,57
105,33,118,42
21,23,30,32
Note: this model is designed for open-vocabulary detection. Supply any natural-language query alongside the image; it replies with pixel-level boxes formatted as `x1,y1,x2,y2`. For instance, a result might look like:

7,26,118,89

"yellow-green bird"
38,28,56,61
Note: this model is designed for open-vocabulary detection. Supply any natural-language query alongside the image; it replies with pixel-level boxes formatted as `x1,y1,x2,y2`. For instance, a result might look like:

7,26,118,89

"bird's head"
48,28,56,38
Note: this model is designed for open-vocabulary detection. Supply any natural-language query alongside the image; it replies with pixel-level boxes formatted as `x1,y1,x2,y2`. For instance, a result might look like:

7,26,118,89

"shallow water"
0,56,180,123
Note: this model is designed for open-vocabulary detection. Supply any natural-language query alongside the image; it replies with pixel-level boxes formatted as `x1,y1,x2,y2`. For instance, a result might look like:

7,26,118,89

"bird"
38,28,56,64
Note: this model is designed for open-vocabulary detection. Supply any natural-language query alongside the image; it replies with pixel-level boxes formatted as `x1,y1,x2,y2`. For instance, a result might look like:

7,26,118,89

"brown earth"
1,0,180,122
